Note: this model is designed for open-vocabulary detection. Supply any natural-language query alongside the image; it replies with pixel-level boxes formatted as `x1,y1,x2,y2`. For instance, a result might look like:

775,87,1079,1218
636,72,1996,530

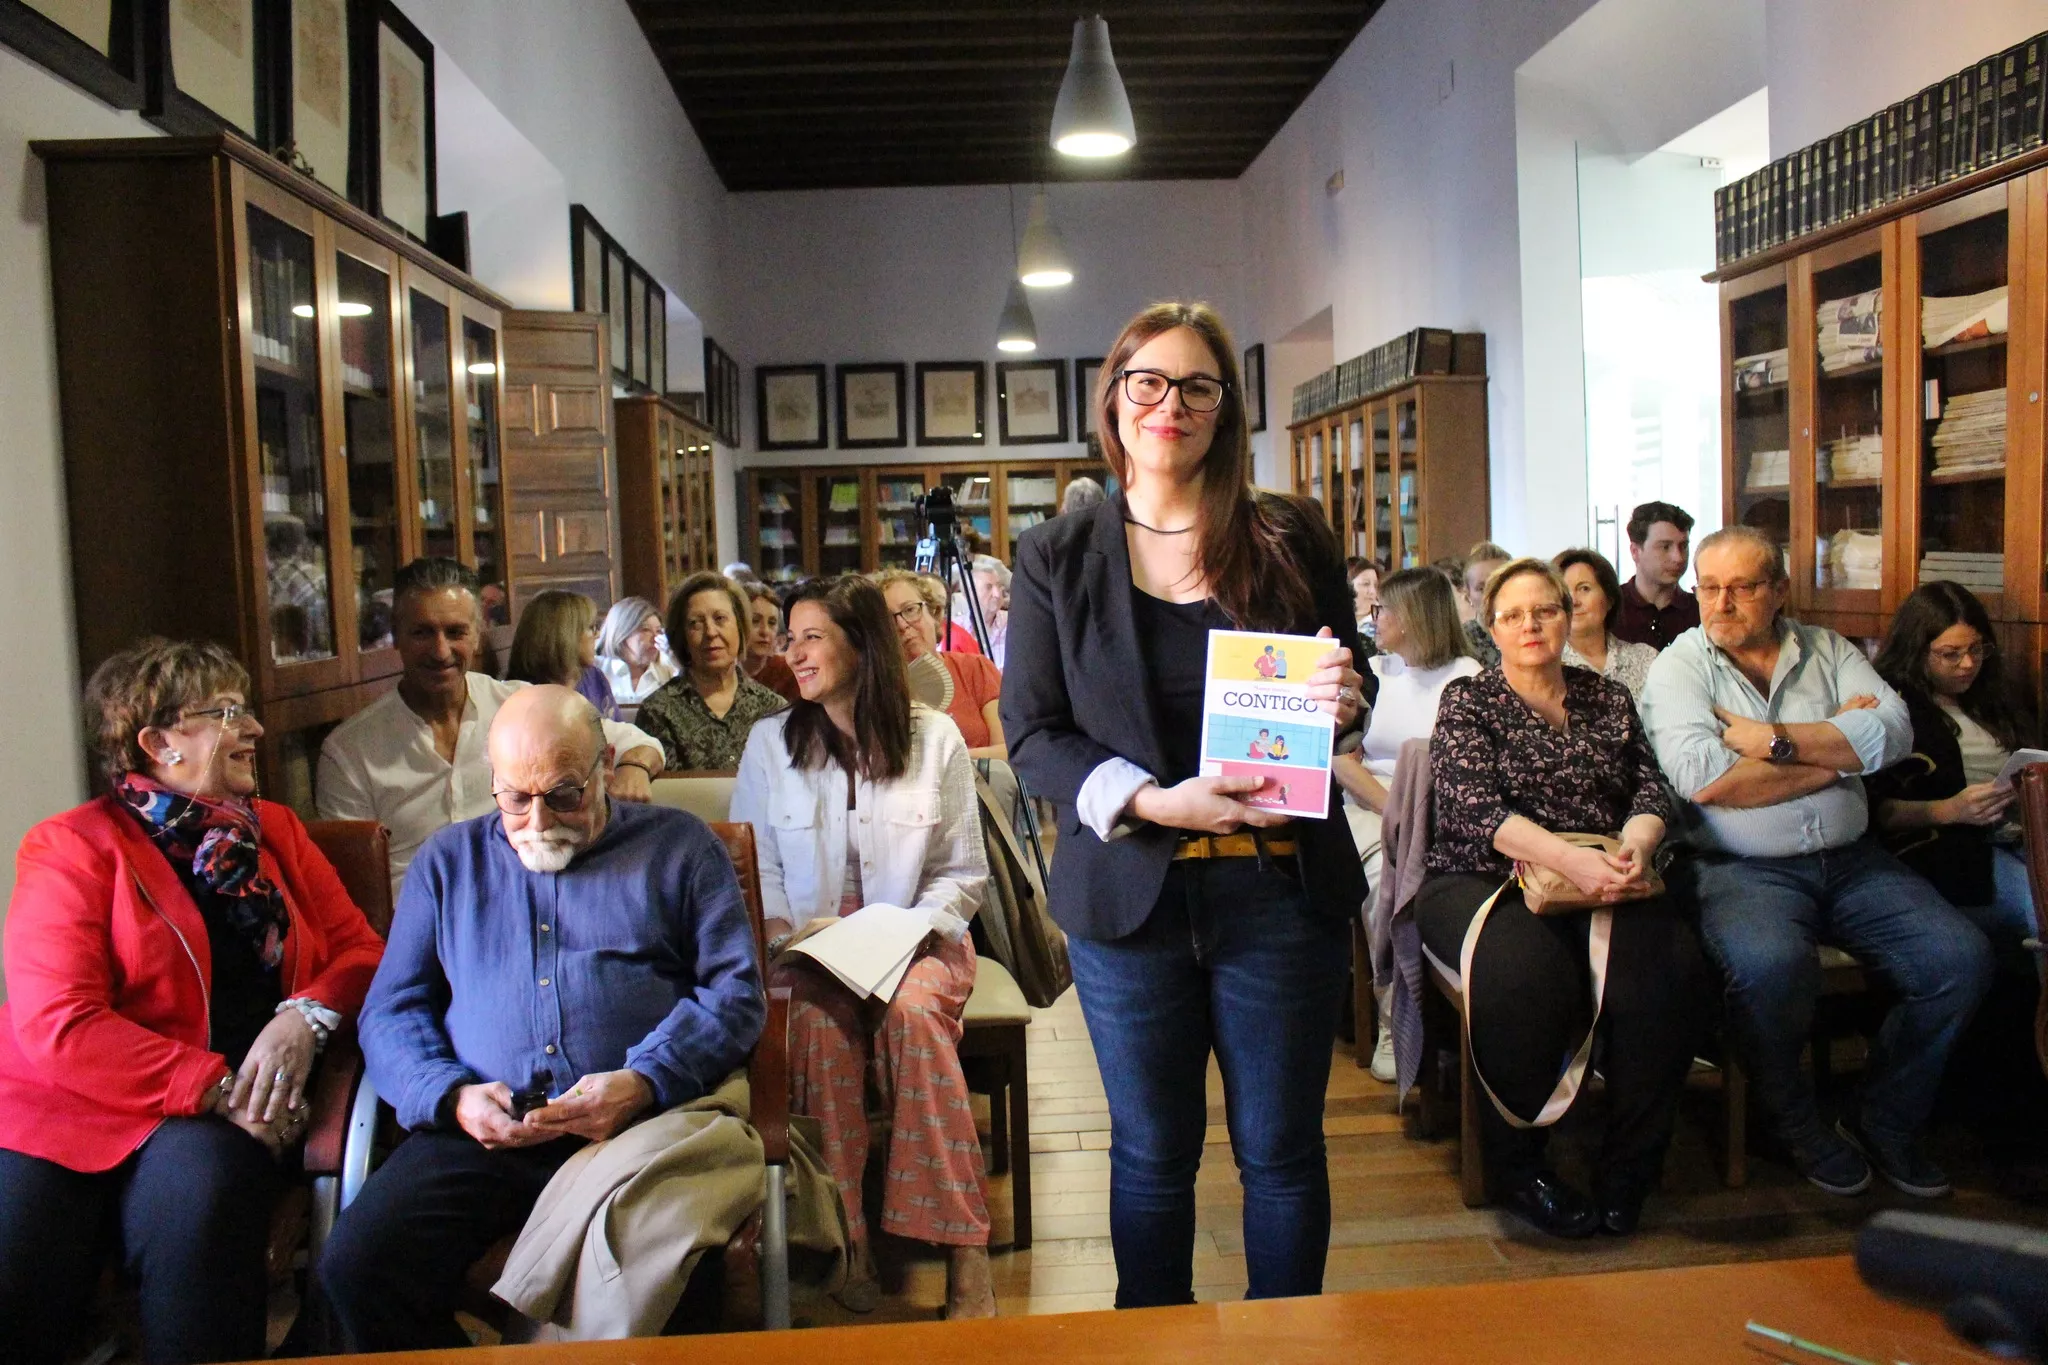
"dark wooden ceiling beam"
633,2,1368,33
687,92,1298,121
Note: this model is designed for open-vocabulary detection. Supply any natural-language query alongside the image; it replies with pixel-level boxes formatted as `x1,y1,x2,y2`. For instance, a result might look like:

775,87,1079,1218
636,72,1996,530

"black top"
172,871,283,1070
1130,588,1229,786
1866,684,1994,907
1426,666,1671,879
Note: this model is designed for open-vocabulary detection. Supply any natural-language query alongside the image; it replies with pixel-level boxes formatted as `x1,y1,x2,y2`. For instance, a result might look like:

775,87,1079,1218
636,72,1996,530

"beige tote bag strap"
1457,878,1612,1131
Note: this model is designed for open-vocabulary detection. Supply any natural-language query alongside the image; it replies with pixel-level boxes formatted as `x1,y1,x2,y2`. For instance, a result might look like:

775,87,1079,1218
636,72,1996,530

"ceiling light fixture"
996,280,1039,352
466,361,498,376
1050,16,1135,158
336,301,372,317
1016,189,1075,288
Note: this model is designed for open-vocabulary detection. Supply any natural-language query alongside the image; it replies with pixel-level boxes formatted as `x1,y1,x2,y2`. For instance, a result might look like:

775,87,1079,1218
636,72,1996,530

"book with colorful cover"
1196,629,1338,820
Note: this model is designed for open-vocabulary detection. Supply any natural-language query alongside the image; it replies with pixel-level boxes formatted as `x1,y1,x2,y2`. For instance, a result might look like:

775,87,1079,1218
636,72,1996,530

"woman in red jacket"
0,639,385,1365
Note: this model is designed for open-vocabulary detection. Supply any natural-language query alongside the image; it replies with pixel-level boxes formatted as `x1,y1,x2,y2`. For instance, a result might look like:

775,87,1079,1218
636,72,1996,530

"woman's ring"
275,1069,290,1086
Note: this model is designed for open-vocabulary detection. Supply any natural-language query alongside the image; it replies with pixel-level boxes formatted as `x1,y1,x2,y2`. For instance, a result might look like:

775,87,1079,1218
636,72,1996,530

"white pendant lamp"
996,279,1039,352
1016,189,1075,288
1050,16,1135,158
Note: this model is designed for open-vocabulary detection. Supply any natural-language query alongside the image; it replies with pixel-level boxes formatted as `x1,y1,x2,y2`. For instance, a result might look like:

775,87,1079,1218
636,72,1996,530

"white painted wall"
1766,0,2048,157
721,179,1244,477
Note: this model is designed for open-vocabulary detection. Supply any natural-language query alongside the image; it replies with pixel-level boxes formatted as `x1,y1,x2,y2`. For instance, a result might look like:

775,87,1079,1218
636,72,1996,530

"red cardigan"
0,796,385,1172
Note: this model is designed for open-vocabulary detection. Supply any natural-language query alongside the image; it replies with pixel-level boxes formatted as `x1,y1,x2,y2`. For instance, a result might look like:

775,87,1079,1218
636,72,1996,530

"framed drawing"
364,2,433,242
287,0,350,195
605,243,629,383
915,361,984,446
570,204,606,315
997,358,1069,445
1074,356,1104,438
0,0,145,108
836,363,906,449
757,364,828,451
624,263,644,388
1242,342,1266,432
647,277,667,394
145,0,258,137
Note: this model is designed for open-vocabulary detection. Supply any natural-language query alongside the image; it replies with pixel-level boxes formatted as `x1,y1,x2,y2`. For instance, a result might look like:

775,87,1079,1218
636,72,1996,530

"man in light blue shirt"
1639,527,1990,1202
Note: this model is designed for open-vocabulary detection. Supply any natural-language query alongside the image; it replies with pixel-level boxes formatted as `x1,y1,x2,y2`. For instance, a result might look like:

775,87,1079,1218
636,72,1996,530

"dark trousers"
0,1118,281,1365
315,1128,581,1353
1415,872,1709,1195
1066,859,1349,1308
1692,837,1994,1146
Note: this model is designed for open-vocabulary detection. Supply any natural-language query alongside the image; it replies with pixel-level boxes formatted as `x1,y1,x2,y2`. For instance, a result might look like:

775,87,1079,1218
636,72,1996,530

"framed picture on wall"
703,339,740,445
1243,343,1267,432
1074,356,1104,438
144,0,259,137
0,0,145,109
365,3,434,241
569,205,606,315
280,0,351,195
915,361,984,445
605,244,629,382
757,364,828,451
647,277,667,394
997,358,1069,445
837,363,906,449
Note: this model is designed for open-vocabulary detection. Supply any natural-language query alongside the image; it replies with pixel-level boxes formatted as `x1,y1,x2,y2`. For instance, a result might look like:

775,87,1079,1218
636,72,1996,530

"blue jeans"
1954,846,2036,945
1692,835,1993,1146
1067,859,1348,1308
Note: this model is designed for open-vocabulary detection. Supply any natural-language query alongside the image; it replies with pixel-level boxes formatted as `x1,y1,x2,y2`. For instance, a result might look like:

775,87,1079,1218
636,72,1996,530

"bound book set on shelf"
1715,31,2048,722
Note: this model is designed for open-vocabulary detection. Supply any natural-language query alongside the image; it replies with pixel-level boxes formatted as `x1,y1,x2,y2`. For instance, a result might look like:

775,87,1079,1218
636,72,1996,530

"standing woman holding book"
1002,301,1368,1307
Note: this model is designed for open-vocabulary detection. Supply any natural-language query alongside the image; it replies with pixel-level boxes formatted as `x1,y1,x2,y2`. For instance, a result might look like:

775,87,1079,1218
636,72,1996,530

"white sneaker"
1370,1031,1397,1083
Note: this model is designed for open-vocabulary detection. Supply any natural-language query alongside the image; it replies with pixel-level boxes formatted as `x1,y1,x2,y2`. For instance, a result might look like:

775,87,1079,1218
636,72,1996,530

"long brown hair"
781,574,914,781
1875,580,2021,749
505,589,596,687
1095,301,1318,629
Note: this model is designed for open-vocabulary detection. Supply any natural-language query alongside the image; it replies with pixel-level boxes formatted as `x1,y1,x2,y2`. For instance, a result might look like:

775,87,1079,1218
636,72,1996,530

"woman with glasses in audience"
730,574,995,1319
1347,556,1385,642
874,568,1006,759
1331,566,1478,1081
1419,560,1707,1240
636,572,789,772
505,589,617,720
1554,548,1659,701
1871,581,2036,946
1002,301,1367,1308
595,596,677,705
743,582,802,704
0,639,385,1365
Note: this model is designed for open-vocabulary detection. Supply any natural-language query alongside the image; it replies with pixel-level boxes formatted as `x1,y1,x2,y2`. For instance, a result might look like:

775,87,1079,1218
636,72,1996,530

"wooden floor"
818,984,2048,1325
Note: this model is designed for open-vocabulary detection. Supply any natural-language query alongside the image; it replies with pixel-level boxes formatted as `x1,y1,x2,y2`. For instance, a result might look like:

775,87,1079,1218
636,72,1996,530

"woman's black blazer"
1000,493,1370,941
1866,685,1994,907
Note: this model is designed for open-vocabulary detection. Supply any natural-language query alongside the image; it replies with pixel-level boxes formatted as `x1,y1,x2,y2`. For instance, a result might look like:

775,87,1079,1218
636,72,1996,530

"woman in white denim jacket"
729,573,994,1319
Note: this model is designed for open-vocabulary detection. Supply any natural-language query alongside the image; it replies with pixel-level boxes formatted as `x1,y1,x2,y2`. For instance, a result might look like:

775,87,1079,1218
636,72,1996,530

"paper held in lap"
782,904,931,1002
1992,748,2048,792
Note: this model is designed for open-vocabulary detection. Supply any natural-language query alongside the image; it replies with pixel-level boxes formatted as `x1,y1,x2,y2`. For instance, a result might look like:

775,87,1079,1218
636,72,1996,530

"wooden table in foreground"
296,1256,1996,1364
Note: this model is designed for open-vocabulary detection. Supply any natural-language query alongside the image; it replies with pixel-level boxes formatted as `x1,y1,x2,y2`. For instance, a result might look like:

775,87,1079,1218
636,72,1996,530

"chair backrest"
2015,763,2048,943
304,819,395,939
651,773,737,824
707,820,767,972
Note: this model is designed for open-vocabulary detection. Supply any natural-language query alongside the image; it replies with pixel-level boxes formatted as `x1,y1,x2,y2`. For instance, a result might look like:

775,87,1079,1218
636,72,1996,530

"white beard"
510,828,580,873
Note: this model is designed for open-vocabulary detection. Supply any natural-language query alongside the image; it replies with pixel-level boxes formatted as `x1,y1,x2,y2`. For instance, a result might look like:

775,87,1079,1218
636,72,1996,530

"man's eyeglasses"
1116,368,1229,413
1494,604,1566,630
1697,579,1772,603
185,702,257,729
1931,643,1990,666
493,757,602,816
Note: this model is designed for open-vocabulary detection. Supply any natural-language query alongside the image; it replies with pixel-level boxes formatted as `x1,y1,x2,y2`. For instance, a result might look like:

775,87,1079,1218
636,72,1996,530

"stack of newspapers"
1922,287,2009,349
1817,290,1884,372
1930,388,2007,476
1733,348,1791,390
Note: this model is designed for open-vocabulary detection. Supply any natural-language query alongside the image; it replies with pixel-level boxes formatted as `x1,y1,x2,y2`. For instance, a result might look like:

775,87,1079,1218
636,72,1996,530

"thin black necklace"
1122,513,1196,535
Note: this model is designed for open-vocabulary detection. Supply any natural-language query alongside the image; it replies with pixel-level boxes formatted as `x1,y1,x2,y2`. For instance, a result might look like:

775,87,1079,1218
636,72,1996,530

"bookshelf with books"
616,394,717,610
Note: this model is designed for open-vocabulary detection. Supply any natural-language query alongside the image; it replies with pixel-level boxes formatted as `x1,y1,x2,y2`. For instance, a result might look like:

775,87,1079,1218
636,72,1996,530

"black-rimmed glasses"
493,757,602,816
1115,368,1229,413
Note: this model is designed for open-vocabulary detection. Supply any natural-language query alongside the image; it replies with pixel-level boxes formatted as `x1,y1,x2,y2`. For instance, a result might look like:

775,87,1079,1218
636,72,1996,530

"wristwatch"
1767,724,1797,765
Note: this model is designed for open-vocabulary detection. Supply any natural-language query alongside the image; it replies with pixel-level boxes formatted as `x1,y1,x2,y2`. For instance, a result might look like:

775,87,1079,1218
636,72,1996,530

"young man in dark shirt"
1614,501,1700,650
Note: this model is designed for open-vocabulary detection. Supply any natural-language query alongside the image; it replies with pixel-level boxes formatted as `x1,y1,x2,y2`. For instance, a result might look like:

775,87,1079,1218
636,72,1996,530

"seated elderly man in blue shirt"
1640,526,1991,1203
315,685,764,1353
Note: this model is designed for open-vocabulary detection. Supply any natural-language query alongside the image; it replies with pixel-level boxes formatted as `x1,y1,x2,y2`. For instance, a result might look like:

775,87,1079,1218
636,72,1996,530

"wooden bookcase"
35,134,512,817
741,457,1109,583
615,394,717,610
1286,374,1491,568
1714,151,2048,726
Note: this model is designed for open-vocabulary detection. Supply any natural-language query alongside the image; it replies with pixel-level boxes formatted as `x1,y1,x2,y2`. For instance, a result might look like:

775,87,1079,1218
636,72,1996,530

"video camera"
913,485,957,576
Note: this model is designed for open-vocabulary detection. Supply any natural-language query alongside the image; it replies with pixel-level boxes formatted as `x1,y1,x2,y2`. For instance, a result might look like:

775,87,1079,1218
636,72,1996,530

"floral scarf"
117,774,289,970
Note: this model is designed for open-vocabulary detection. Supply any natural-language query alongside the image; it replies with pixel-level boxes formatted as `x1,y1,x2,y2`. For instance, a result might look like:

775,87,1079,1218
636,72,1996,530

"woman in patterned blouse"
635,572,788,771
1420,558,1707,1242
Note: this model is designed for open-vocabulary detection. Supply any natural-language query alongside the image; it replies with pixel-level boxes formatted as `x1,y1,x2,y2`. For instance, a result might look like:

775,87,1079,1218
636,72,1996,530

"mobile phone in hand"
508,1087,549,1120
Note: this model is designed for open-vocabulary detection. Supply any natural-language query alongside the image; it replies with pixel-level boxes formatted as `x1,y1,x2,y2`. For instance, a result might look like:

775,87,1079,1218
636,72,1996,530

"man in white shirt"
317,558,665,898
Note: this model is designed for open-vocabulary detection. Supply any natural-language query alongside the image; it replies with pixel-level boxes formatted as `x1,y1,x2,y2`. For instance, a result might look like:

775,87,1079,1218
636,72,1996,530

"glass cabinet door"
247,204,338,667
1370,402,1395,564
1307,429,1325,507
753,472,802,584
813,471,865,576
947,469,994,546
334,249,399,655
1347,415,1368,557
461,316,508,625
409,289,458,564
1001,465,1058,561
1810,248,1886,595
875,470,927,571
1914,193,2010,606
1394,396,1422,567
658,414,684,592
1728,278,1793,581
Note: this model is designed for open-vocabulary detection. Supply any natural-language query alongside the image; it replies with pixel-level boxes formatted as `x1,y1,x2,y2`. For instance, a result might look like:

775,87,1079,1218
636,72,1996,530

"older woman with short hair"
636,572,789,772
1554,548,1659,700
0,639,384,1365
595,596,677,705
874,567,1006,759
1418,560,1707,1240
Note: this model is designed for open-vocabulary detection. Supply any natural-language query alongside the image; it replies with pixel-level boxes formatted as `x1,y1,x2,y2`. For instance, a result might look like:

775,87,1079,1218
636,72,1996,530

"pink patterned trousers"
769,933,991,1249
